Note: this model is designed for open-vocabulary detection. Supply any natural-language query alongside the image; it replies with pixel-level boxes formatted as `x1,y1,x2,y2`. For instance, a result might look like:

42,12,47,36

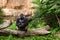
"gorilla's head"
20,14,25,20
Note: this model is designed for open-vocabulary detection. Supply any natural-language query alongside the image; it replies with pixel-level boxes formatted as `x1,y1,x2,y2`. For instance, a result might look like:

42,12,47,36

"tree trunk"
0,25,50,37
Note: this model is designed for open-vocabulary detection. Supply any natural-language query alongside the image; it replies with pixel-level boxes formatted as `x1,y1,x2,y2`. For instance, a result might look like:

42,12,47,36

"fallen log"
0,20,11,30
0,25,50,37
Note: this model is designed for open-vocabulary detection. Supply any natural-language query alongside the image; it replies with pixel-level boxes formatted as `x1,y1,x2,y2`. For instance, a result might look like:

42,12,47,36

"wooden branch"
0,20,11,30
0,25,50,37
55,14,60,26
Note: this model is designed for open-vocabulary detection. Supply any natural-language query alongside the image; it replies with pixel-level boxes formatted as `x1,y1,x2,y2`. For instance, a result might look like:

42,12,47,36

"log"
0,25,50,37
0,20,11,30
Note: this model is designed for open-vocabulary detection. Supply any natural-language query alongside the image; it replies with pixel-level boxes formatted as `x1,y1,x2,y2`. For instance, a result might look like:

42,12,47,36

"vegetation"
0,8,3,24
0,22,60,40
0,0,60,40
31,0,60,27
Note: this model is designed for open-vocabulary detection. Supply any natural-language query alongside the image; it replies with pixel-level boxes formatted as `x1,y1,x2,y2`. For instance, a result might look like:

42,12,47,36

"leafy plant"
28,0,60,29
0,8,3,24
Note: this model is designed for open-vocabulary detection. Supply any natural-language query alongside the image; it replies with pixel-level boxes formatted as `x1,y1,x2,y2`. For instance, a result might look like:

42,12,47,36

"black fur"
16,14,31,31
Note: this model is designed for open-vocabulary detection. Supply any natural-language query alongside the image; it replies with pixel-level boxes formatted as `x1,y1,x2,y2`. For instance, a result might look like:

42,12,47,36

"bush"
0,8,3,24
28,0,60,29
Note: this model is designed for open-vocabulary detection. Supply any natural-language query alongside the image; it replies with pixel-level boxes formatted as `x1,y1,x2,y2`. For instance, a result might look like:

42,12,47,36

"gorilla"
16,14,32,31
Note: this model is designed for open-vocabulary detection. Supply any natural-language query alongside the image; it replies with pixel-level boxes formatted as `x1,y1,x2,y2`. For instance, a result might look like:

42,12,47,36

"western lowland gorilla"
16,14,32,31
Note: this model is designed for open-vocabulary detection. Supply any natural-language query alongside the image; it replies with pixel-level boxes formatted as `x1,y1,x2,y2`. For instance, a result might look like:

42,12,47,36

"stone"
6,0,27,9
0,0,36,20
0,0,7,8
2,8,33,16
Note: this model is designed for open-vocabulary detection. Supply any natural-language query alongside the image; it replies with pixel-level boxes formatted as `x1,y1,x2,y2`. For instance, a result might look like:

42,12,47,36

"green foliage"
0,8,3,24
29,0,60,28
0,8,3,16
7,22,17,30
28,18,46,29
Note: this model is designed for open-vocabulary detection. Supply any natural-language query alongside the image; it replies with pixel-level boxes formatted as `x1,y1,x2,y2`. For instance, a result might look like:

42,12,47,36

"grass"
0,22,60,40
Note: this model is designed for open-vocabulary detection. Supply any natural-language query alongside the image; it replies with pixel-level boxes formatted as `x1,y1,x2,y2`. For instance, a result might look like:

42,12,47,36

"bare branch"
0,20,11,30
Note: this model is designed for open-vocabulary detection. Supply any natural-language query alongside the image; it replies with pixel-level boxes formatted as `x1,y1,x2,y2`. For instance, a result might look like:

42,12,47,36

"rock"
2,8,33,20
0,0,27,8
0,0,7,8
6,0,27,9
0,0,36,20
0,0,37,9
2,8,33,16
2,8,19,16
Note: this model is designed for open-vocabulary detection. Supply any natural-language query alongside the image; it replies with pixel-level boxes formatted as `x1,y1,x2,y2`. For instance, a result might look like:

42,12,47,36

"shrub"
0,8,3,24
28,0,60,29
